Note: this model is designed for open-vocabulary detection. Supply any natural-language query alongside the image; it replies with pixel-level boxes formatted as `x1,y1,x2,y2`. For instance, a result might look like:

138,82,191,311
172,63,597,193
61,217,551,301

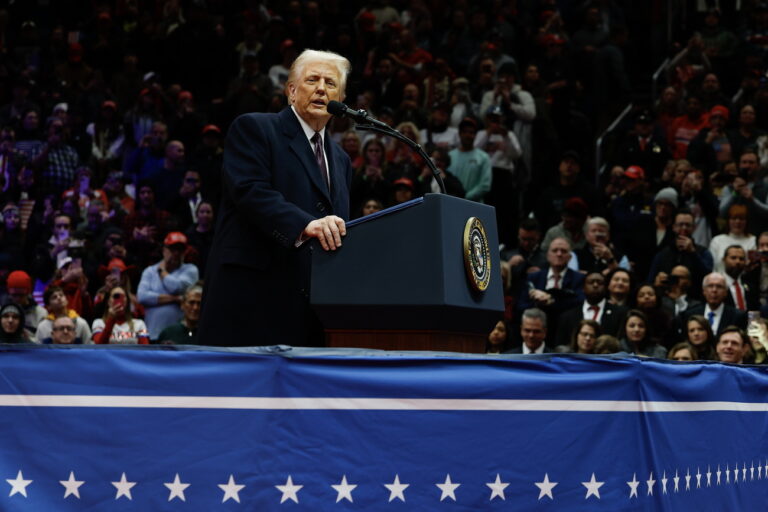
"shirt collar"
291,105,326,143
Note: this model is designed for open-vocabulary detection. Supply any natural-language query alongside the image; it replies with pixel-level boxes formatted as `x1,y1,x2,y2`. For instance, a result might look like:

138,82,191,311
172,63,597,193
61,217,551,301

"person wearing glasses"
49,316,78,344
92,285,149,344
35,285,91,343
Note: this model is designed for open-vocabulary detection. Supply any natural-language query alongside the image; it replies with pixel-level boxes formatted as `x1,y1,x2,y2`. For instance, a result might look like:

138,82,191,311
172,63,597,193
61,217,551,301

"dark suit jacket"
199,108,352,346
505,344,554,354
723,274,760,312
676,303,748,338
555,301,628,348
518,267,585,314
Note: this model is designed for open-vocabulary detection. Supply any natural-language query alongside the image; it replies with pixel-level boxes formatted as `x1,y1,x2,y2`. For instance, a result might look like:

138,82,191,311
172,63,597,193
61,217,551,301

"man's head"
51,316,76,344
43,286,68,315
672,210,694,238
654,187,678,220
181,285,203,327
6,270,32,306
458,118,478,150
561,198,588,232
181,170,201,197
137,183,155,209
546,237,571,271
558,151,581,180
709,105,729,129
149,121,168,150
723,245,747,279
622,165,646,194
583,272,606,304
702,272,728,308
517,219,541,253
739,150,760,180
585,217,610,247
669,265,691,294
286,49,351,131
428,104,450,132
163,231,187,270
716,326,746,364
520,308,547,351
165,140,185,165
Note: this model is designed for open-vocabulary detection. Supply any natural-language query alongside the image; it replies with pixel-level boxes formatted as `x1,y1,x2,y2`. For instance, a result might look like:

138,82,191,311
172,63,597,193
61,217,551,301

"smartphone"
748,311,760,324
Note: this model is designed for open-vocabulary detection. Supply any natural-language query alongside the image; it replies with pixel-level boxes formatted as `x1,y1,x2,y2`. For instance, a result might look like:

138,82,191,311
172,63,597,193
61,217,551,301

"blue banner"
0,345,766,510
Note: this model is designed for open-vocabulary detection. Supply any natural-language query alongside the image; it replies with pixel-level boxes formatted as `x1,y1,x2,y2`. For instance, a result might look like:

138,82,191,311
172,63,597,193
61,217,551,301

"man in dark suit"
507,308,552,354
555,272,628,347
722,245,760,312
677,272,748,338
199,50,353,347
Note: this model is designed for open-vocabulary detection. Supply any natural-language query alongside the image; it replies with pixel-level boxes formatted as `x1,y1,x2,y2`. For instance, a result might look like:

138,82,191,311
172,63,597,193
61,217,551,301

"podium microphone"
326,101,390,129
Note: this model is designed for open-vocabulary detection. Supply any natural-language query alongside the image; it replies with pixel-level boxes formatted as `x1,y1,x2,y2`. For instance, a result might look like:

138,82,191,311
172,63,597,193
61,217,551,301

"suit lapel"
281,108,332,203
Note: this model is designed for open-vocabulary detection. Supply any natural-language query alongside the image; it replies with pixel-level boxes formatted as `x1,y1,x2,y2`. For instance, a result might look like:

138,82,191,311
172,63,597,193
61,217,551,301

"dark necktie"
311,132,330,192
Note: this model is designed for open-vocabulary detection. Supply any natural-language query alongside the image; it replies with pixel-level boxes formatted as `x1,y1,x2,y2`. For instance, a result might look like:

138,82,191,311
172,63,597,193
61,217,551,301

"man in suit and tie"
677,272,747,338
722,245,760,312
199,49,353,347
555,272,628,347
508,308,552,354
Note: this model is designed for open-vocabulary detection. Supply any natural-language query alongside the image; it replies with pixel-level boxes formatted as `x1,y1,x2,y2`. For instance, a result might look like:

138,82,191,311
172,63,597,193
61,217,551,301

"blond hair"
286,49,351,100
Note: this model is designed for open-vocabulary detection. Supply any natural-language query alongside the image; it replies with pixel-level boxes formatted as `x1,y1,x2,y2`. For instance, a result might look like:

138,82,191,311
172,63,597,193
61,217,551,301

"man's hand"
508,254,525,267
529,289,553,305
676,235,695,253
303,215,346,251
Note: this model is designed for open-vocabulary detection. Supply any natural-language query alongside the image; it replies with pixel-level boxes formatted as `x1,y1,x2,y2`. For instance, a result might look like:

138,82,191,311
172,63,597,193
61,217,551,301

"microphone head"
326,100,347,117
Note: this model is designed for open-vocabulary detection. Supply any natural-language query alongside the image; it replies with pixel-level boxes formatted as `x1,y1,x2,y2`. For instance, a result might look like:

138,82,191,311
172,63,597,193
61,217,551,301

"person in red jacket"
91,285,149,344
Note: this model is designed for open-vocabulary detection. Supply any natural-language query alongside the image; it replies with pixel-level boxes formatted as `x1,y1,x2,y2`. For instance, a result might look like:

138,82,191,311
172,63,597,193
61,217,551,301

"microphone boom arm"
353,122,447,195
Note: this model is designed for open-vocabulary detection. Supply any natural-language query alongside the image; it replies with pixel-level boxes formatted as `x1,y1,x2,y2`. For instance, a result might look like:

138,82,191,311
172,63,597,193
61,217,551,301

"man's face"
163,245,184,267
429,109,449,131
520,316,546,351
559,157,580,178
546,239,571,269
702,73,719,92
686,97,703,116
288,60,342,129
51,318,76,344
53,215,71,240
654,200,674,219
182,291,202,324
703,275,728,307
673,214,694,238
150,124,168,148
165,141,185,163
739,152,759,177
759,234,768,252
670,266,691,292
716,332,744,364
459,126,477,148
586,223,609,246
0,129,15,152
183,172,201,194
723,247,746,277
583,273,606,302
48,290,68,312
139,186,154,207
518,228,539,252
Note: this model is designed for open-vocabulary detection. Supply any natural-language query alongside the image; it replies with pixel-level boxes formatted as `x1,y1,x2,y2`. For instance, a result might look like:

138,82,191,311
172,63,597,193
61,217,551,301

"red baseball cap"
164,232,188,247
624,165,646,180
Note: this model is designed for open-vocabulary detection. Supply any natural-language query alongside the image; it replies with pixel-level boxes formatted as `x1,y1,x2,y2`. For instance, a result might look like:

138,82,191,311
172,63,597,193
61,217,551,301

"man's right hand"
303,216,346,251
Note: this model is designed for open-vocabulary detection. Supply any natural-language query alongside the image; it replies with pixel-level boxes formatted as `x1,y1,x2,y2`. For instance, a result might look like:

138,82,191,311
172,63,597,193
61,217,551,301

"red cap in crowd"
6,271,32,292
164,232,188,247
710,105,730,121
624,165,646,180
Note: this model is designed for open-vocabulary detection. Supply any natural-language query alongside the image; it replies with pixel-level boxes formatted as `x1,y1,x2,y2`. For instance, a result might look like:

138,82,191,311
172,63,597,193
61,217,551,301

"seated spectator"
50,254,93,321
36,285,91,343
391,177,416,205
564,319,601,354
93,257,142,319
718,150,767,236
683,314,716,360
340,130,364,169
634,283,673,346
542,197,589,253
618,309,667,358
709,205,756,273
679,168,718,248
574,217,630,274
667,341,697,361
721,245,760,312
137,231,199,341
486,319,510,354
48,315,79,345
60,166,108,220
606,268,633,307
92,285,149,344
715,326,748,364
359,198,383,217
166,169,203,230
594,334,621,354
5,270,46,338
729,104,764,162
677,272,747,338
156,284,202,345
503,218,547,297
508,308,551,354
122,181,171,269
555,272,626,347
647,209,714,297
0,302,31,343
351,138,392,212
659,265,701,317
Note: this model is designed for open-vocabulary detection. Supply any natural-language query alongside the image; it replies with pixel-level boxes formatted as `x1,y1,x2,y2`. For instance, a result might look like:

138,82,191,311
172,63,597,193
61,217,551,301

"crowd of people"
0,1,767,355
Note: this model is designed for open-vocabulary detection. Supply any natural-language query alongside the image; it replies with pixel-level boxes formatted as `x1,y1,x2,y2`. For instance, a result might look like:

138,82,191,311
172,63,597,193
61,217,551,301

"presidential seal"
463,217,491,292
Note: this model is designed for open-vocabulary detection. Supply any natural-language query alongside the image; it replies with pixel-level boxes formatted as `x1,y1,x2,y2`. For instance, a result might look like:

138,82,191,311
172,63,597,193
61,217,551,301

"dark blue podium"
311,194,504,352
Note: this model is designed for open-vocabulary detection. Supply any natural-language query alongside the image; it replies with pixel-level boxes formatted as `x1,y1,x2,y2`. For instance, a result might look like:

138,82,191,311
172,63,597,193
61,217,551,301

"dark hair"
685,314,716,360
43,285,65,307
569,319,601,353
621,309,651,348
717,326,747,347
519,218,540,232
0,302,26,341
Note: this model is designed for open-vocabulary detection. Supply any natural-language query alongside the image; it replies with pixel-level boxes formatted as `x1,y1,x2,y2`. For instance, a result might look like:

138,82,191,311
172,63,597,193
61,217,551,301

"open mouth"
312,100,326,108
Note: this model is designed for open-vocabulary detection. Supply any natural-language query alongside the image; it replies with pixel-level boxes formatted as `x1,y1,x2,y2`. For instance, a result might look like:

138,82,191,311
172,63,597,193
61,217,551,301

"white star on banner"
218,475,245,504
716,465,721,485
384,474,408,503
486,474,509,501
626,473,639,498
742,463,747,482
764,460,768,476
726,464,730,484
696,468,702,489
6,470,32,498
706,466,712,487
758,463,762,480
646,472,656,496
750,462,755,481
276,475,302,504
436,474,460,502
661,471,668,494
59,471,84,499
111,473,136,500
685,469,691,490
582,473,604,500
331,475,357,503
164,473,190,502
535,473,557,500
673,470,680,492
733,463,738,484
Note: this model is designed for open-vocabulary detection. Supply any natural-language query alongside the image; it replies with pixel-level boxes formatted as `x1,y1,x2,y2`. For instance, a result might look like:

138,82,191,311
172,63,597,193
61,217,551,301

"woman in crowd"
185,201,215,278
667,341,697,361
92,285,149,344
92,258,142,319
684,314,717,360
607,268,633,307
340,130,364,169
568,319,601,354
634,283,672,345
619,309,667,358
486,320,510,354
0,303,30,343
351,138,391,214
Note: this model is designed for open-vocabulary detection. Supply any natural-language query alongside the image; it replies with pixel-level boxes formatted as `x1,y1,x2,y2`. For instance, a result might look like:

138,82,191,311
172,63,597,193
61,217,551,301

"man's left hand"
304,216,346,251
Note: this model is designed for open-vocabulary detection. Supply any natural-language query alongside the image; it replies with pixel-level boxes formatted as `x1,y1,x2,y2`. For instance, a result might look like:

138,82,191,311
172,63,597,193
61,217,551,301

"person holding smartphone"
92,285,149,344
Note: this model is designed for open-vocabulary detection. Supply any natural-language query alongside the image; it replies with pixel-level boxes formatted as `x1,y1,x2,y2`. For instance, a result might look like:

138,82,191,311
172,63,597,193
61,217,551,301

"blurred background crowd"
0,0,767,361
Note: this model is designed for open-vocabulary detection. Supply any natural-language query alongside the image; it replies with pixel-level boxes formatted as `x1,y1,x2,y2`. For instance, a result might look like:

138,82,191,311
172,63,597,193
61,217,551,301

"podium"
311,194,504,352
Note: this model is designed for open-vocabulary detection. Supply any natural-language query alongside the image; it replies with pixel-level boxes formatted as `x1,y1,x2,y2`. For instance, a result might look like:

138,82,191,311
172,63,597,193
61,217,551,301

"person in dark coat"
199,50,353,347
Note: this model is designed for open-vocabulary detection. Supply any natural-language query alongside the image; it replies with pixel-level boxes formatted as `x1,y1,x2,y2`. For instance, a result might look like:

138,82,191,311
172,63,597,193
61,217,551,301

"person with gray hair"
675,271,747,338
200,49,353,347
508,308,551,354
157,284,203,345
574,216,630,274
